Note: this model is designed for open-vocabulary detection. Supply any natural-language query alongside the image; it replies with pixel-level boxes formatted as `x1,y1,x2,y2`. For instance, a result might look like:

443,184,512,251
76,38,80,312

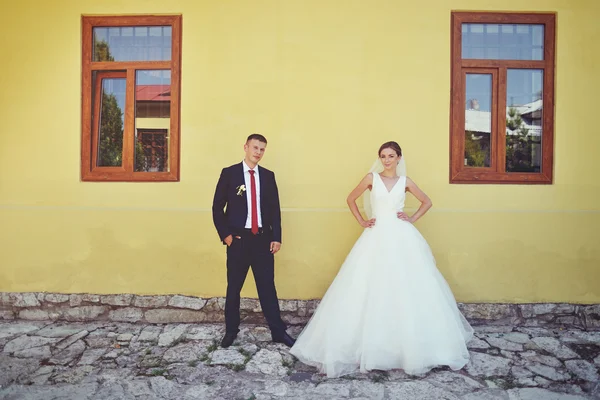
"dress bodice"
370,172,406,219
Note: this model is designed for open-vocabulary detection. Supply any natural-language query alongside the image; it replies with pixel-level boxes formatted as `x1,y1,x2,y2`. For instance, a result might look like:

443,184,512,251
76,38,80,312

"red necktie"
249,170,259,234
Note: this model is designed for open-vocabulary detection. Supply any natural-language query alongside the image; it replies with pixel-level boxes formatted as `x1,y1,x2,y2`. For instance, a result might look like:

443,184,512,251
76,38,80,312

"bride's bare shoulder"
361,173,374,185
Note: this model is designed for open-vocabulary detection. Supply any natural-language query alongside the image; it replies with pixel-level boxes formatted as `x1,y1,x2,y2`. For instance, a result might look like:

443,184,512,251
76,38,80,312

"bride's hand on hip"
397,212,411,222
360,218,376,228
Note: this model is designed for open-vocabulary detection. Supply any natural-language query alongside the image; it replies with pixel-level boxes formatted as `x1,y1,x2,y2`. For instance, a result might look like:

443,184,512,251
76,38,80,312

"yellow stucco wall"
0,0,598,303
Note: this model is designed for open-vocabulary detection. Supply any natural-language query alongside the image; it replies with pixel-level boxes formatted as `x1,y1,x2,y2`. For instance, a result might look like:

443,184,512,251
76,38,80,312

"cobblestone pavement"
0,321,598,399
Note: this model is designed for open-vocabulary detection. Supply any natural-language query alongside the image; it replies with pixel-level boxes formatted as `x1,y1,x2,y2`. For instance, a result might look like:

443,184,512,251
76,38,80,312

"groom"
212,134,295,348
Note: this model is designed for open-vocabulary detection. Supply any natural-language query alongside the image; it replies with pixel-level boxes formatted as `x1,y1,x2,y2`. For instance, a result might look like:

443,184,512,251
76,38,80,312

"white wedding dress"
290,173,474,378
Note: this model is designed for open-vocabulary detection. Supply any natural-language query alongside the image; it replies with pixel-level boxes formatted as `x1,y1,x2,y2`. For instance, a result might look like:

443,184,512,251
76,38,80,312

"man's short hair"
246,133,267,144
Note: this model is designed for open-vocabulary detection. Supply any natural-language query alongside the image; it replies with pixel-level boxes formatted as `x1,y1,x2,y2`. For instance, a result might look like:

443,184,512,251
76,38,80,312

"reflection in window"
464,74,492,167
96,77,126,167
93,26,172,62
462,24,544,60
136,130,168,172
134,70,171,172
506,69,543,172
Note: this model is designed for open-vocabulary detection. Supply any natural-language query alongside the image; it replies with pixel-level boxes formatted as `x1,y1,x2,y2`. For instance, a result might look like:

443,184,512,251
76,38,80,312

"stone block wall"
1,292,598,330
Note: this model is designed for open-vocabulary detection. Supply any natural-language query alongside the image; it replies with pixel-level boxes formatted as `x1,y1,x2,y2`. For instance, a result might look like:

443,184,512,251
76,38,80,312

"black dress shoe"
220,332,237,348
273,332,296,347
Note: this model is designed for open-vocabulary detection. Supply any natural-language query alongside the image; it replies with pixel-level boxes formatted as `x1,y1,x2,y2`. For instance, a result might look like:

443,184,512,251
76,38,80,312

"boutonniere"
236,184,246,196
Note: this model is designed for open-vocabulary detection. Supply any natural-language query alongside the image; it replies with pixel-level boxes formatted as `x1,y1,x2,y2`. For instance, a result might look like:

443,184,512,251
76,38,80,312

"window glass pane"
506,69,543,172
464,74,492,167
462,23,544,60
93,26,172,61
96,76,126,167
135,70,171,172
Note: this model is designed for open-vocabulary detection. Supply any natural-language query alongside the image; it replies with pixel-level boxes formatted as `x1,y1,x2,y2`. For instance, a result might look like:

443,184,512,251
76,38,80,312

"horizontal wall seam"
1,205,599,213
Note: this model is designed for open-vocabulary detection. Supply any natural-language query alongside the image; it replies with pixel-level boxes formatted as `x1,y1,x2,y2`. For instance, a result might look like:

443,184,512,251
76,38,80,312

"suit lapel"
237,162,248,215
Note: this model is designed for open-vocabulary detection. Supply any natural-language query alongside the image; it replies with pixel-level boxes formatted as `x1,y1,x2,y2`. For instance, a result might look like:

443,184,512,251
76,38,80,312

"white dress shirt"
242,160,263,228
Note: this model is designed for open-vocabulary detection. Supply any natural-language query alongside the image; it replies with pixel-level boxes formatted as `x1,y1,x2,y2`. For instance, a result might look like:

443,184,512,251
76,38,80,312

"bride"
290,141,473,378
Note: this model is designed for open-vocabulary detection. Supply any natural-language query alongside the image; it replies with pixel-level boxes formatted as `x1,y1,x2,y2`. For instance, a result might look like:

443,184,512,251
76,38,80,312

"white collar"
242,160,259,174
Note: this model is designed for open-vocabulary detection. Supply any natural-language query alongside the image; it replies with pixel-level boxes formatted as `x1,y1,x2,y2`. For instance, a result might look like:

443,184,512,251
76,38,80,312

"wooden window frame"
450,12,555,184
81,15,182,182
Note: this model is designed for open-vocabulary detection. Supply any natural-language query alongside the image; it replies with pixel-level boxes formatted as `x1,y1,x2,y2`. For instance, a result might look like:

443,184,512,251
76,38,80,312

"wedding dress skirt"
290,174,473,378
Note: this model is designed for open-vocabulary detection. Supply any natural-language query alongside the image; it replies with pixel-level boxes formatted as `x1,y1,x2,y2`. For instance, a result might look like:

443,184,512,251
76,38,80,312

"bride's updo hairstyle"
378,141,402,157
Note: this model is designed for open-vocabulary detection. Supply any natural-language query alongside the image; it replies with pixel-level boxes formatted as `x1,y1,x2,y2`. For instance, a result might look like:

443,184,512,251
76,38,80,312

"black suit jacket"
212,162,282,244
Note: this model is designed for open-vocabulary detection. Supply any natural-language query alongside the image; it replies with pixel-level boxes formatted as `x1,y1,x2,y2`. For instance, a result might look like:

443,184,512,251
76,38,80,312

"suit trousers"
225,228,286,338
